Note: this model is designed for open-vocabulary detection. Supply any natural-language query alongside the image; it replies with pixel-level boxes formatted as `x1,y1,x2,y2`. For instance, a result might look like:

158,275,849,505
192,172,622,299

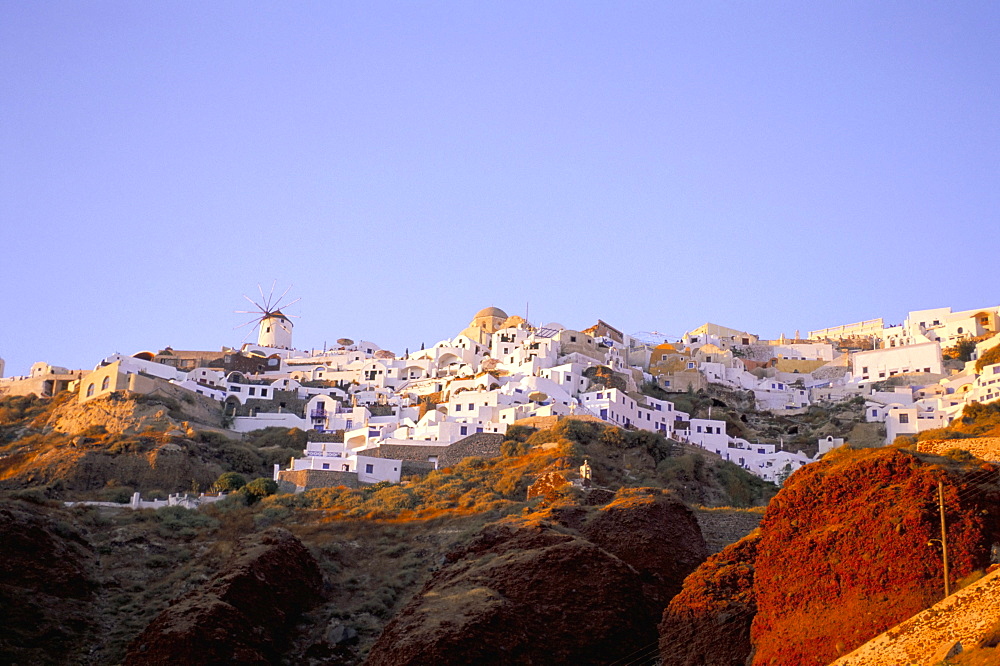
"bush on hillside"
975,344,1000,373
213,472,247,493
240,477,278,504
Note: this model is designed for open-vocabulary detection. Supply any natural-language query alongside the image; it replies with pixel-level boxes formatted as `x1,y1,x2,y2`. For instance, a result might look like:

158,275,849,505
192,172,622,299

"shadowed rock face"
0,501,97,665
659,530,759,666
583,487,708,613
659,448,1000,666
125,527,322,666
367,488,707,666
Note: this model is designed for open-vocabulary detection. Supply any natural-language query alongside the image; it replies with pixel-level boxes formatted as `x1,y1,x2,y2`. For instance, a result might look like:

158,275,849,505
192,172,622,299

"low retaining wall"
276,468,359,493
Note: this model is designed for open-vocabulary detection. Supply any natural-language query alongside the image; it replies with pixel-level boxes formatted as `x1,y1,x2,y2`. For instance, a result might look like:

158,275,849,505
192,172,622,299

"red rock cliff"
659,447,1000,666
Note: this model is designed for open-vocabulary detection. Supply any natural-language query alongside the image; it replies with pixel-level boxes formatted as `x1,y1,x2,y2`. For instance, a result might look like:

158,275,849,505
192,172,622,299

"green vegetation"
241,477,278,504
213,472,247,492
270,419,773,520
975,344,1000,373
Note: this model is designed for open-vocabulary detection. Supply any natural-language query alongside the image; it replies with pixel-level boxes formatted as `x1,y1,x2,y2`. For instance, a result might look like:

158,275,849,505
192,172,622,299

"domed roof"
655,343,677,351
263,309,289,320
474,306,508,320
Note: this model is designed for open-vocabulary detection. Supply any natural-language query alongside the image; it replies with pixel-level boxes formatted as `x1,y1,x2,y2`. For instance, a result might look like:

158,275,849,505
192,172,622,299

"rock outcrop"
124,527,322,665
659,447,1000,666
0,500,97,665
659,530,759,666
525,470,569,500
367,487,706,666
751,448,1000,666
582,487,707,612
49,391,224,435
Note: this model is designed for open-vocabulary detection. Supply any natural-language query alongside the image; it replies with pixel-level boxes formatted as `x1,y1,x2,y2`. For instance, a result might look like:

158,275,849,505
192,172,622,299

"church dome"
474,306,508,320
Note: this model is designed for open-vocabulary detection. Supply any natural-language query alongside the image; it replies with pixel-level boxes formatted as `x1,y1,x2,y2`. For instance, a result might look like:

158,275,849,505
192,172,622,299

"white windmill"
235,282,300,350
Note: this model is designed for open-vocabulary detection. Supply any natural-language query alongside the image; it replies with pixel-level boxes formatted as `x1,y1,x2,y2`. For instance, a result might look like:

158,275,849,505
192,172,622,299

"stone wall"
234,389,308,417
917,437,1000,462
368,444,449,463
366,432,505,469
401,460,436,477
513,414,604,430
439,432,504,467
276,468,359,493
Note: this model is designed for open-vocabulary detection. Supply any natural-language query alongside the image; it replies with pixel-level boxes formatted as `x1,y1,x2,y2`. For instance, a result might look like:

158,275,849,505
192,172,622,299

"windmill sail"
233,282,299,350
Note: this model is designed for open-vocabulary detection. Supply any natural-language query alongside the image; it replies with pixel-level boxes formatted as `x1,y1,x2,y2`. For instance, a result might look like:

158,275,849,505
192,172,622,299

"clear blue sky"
2,2,998,376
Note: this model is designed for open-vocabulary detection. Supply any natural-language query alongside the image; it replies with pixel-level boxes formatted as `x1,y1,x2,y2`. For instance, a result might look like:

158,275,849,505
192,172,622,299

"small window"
899,413,909,424
365,463,374,474
101,376,110,390
86,383,95,397
248,387,256,396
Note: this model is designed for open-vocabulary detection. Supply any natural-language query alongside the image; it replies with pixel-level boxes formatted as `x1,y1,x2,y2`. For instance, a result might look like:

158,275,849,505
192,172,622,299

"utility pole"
938,480,951,598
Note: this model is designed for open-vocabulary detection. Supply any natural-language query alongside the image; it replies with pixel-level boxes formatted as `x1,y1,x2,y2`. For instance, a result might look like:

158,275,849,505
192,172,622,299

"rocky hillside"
124,527,322,665
0,393,306,496
661,385,882,456
0,499,98,665
0,412,773,665
660,445,1000,666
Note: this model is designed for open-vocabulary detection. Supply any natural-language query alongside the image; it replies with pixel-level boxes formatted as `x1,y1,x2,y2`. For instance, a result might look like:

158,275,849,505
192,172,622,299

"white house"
969,362,1000,405
578,388,679,436
276,441,403,485
852,342,943,382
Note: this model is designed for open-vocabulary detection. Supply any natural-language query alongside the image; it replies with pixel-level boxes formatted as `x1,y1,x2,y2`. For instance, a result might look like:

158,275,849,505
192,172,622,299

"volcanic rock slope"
659,446,1000,666
366,487,708,666
0,500,98,665
124,527,323,666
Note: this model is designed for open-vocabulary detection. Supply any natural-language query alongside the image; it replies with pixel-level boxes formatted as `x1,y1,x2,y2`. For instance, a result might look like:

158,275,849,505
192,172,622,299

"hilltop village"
3,304,999,491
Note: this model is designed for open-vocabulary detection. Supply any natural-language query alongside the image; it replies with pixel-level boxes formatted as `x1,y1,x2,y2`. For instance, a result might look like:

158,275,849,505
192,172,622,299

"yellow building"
461,307,510,345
